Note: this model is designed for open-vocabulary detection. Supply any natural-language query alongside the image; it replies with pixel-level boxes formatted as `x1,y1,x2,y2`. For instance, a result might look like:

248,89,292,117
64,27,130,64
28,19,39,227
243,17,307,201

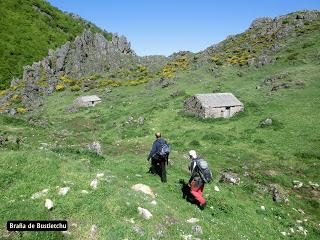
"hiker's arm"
147,142,157,160
188,162,197,184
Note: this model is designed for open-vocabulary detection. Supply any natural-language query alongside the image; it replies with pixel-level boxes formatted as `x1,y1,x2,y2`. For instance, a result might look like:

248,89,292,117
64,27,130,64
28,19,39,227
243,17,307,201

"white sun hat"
188,150,197,159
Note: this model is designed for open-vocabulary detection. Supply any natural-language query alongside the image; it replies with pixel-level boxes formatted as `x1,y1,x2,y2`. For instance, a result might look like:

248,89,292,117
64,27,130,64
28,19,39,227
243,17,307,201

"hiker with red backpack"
188,150,212,210
147,132,170,183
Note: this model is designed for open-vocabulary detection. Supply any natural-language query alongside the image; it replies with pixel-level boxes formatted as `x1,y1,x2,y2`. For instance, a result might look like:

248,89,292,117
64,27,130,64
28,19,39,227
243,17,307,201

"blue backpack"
157,142,170,157
196,158,213,183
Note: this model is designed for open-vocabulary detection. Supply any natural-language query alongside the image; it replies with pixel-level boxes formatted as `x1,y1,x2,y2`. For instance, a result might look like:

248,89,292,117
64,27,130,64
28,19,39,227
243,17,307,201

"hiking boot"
199,202,206,210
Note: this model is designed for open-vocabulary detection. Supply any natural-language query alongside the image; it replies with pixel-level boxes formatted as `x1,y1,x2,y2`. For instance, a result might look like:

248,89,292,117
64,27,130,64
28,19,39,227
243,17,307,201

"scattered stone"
62,231,71,235
281,231,287,236
261,206,266,211
105,87,112,94
192,225,203,235
58,187,70,196
296,225,308,235
81,190,89,194
87,141,103,156
137,116,145,125
269,184,288,203
295,80,305,86
187,218,199,224
31,189,49,199
96,173,104,178
132,225,144,235
126,116,134,124
259,118,273,127
88,224,98,240
293,180,303,189
219,171,240,185
90,179,98,189
214,186,220,192
289,228,295,233
45,199,54,210
0,136,9,145
150,200,157,205
65,105,78,113
137,207,152,220
265,170,277,177
132,184,155,198
135,174,142,178
124,218,135,224
308,181,319,189
181,235,193,240
297,208,305,215
165,215,178,225
181,235,201,240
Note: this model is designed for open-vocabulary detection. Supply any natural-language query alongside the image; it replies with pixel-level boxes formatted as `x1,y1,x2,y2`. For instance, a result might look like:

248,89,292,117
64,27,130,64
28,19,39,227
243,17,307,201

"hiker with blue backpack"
188,150,212,209
147,132,170,183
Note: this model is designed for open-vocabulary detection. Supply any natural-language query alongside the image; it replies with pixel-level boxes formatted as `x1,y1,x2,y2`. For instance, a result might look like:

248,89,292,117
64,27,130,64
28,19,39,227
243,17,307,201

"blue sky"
47,0,320,56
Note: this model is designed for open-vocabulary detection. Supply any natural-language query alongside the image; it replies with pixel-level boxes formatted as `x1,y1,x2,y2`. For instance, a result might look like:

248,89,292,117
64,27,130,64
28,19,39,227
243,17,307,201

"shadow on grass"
179,179,198,205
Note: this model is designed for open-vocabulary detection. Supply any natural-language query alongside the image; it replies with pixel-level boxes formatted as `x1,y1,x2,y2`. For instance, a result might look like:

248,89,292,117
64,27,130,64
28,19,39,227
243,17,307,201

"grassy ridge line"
0,0,112,90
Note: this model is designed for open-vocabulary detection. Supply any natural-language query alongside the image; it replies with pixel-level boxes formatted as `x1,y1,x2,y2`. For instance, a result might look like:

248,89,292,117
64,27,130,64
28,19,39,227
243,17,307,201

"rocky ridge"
2,30,137,110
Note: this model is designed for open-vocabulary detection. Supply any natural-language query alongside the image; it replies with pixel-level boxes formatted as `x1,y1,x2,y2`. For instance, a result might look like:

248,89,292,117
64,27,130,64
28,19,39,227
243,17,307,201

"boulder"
31,189,49,199
192,225,203,235
132,225,144,235
219,171,240,185
58,187,70,196
90,179,98,189
269,184,288,203
132,184,155,198
137,116,145,125
45,199,54,210
87,141,103,156
259,118,273,127
137,207,152,220
293,180,303,189
88,224,98,240
186,218,199,224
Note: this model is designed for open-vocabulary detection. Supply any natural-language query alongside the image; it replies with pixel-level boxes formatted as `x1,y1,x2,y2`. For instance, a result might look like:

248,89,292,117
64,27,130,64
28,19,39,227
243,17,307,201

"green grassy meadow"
1,23,320,240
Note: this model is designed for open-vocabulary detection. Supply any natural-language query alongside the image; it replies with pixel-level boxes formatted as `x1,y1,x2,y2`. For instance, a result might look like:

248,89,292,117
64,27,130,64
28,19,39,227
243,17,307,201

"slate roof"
75,95,101,102
195,93,243,107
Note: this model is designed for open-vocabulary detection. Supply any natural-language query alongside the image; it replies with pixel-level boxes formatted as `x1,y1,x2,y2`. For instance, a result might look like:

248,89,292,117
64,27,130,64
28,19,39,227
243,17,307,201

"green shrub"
55,83,65,91
287,52,299,61
71,85,81,91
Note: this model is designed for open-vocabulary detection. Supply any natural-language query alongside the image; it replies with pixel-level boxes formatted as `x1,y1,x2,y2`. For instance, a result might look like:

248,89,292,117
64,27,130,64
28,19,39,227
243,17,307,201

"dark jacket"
188,158,204,187
147,138,166,160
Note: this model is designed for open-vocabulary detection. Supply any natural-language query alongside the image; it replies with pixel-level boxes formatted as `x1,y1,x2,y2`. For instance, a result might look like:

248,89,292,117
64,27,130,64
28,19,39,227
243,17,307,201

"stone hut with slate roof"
184,93,244,118
73,95,101,108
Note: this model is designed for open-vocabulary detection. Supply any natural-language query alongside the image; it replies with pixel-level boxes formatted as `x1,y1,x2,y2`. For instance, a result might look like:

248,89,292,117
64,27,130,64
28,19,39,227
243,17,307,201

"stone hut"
184,93,244,118
73,95,101,108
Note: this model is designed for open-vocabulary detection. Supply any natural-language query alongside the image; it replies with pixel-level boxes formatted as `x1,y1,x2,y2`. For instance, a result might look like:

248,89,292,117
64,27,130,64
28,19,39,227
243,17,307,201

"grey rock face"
249,17,273,29
12,30,137,110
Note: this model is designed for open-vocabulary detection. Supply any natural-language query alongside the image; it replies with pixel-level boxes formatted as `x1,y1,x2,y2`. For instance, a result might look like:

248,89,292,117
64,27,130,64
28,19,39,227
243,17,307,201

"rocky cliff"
4,30,138,110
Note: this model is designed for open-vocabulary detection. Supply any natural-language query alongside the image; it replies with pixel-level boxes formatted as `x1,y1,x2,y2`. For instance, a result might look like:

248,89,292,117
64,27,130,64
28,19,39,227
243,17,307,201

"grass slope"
1,16,320,240
0,0,112,90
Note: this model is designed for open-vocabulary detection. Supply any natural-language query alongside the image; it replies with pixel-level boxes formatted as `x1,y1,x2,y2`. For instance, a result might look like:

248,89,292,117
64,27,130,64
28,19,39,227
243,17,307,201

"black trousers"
151,157,167,183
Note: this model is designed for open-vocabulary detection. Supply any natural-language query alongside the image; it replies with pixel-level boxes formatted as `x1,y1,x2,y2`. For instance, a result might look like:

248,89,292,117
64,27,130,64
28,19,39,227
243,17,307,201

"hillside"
1,8,320,240
0,0,112,90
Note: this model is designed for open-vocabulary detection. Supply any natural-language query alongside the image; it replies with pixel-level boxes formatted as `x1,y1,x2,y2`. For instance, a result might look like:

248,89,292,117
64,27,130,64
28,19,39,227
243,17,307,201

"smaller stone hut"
73,95,101,108
184,93,244,119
